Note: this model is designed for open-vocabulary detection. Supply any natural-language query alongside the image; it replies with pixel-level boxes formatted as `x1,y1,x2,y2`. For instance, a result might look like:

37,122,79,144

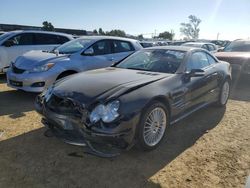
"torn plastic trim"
43,121,125,158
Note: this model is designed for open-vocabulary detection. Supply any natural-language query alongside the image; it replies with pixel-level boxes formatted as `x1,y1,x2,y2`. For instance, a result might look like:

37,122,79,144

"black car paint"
35,47,231,156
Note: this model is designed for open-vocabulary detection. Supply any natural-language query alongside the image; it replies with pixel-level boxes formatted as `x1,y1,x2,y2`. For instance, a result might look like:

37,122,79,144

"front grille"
12,65,25,74
46,94,83,117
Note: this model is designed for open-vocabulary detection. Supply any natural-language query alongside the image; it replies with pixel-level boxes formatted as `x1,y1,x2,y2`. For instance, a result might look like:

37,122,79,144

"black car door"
183,51,219,111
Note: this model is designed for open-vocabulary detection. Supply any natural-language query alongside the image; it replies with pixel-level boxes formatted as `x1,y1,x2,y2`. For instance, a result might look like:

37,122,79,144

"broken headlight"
89,100,120,123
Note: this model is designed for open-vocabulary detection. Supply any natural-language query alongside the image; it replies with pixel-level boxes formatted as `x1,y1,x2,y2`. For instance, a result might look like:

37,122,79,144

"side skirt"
170,102,211,125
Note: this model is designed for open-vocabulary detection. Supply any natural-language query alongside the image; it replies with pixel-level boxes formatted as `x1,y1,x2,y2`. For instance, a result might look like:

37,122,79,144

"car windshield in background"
116,49,185,74
55,38,92,54
0,32,12,41
140,42,153,48
223,41,250,52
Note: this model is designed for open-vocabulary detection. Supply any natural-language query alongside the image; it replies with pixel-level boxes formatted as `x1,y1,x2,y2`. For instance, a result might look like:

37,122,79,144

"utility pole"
154,29,157,38
217,33,220,40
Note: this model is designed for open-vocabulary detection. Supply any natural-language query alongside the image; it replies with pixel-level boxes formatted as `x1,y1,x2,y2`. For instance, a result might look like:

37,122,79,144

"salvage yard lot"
0,74,249,188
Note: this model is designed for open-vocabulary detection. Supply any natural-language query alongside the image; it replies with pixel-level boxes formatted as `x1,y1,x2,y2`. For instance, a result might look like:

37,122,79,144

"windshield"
0,32,12,42
116,49,185,74
55,38,92,54
223,41,250,52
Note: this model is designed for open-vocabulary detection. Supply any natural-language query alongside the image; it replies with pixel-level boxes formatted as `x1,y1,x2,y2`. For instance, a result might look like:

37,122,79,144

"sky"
0,0,250,40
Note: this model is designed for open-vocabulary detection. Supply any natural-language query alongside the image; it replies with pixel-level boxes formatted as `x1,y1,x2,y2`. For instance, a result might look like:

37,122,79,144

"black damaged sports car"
35,46,232,157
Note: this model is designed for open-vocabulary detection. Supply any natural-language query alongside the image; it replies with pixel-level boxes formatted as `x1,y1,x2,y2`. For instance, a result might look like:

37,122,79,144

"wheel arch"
56,70,78,80
143,95,171,117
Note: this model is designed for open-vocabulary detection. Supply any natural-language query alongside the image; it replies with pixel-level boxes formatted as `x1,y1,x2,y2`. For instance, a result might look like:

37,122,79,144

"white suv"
0,30,73,72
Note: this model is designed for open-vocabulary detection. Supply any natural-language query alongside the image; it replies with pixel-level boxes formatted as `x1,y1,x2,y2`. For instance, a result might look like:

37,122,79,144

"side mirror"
183,69,204,82
3,40,14,47
54,50,59,56
83,48,94,56
187,69,205,77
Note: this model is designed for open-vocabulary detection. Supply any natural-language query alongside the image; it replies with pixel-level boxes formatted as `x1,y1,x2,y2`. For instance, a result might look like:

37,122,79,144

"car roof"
184,42,215,46
140,41,154,43
5,30,73,38
233,39,250,42
77,35,139,42
145,45,199,52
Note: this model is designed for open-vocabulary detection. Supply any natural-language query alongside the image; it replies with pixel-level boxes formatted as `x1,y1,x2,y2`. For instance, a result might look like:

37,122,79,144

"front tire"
216,80,230,107
137,101,169,151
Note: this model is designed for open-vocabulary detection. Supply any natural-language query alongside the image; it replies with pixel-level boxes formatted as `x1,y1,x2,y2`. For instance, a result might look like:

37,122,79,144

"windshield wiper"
126,67,149,71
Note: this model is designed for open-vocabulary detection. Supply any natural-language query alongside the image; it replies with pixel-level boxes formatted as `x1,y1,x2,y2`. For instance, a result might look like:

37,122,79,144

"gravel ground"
0,74,249,188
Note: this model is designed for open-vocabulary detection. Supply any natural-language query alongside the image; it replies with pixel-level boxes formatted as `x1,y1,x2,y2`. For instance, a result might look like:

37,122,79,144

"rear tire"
216,79,230,107
136,101,169,151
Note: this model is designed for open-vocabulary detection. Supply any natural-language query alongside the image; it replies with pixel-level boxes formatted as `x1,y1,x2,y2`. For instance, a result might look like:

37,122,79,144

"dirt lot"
0,74,249,188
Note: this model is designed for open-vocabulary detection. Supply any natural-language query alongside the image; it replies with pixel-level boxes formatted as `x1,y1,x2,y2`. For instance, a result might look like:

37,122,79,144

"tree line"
42,15,202,40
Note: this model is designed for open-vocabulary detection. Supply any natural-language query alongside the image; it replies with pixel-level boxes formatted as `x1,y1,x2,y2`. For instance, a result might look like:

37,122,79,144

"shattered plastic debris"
0,130,4,138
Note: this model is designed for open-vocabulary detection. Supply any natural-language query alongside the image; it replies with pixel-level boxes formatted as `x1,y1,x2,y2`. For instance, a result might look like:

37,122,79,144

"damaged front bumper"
35,94,140,157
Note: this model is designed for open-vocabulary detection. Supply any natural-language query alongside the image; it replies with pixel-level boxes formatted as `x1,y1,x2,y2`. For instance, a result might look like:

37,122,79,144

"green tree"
158,30,175,40
93,29,98,35
42,21,55,31
180,15,201,39
106,30,126,37
137,34,144,40
98,28,105,35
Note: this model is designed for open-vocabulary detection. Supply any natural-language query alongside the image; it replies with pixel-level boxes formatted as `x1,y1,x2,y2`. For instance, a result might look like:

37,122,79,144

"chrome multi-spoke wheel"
143,107,167,147
137,102,169,150
220,81,230,105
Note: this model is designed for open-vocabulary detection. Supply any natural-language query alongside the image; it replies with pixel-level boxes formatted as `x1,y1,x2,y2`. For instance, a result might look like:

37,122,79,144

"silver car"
181,42,218,53
7,36,142,92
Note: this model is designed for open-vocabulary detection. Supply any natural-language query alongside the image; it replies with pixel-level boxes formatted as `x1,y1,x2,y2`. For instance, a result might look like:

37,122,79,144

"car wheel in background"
216,79,230,107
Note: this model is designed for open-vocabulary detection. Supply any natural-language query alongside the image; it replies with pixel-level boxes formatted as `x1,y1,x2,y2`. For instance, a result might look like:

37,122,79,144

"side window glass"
91,40,111,55
57,36,70,44
113,40,134,53
207,44,213,51
206,53,217,65
186,52,210,71
35,34,59,45
202,45,209,50
7,33,34,45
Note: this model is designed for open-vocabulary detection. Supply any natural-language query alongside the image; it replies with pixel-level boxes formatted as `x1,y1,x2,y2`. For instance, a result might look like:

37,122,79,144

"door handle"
108,57,114,61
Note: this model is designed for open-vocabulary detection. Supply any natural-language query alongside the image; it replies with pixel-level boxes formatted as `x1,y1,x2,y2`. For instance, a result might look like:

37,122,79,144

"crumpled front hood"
51,68,171,107
14,50,69,70
215,52,250,65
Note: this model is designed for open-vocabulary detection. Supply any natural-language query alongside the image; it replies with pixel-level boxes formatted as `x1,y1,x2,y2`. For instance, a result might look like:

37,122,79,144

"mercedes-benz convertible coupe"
35,46,232,157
